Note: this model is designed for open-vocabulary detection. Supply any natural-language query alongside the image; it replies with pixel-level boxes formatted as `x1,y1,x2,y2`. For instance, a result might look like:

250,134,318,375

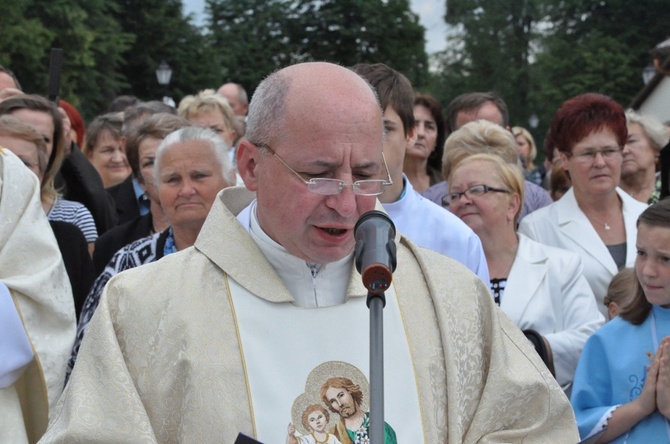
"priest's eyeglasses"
444,184,510,206
258,144,393,196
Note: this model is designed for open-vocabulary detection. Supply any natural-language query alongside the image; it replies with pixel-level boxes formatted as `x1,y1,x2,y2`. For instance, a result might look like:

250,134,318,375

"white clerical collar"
247,201,352,308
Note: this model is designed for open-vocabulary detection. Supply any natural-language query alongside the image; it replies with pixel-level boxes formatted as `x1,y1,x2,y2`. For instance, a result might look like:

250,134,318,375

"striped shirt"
48,198,98,242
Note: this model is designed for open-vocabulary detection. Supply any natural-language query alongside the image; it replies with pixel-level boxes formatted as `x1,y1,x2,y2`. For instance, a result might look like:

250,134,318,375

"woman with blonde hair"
447,151,603,392
512,126,543,186
178,89,236,150
441,119,552,221
179,90,239,183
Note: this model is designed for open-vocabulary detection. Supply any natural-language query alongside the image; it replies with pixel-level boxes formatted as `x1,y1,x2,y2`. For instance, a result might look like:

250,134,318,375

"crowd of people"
1,60,670,443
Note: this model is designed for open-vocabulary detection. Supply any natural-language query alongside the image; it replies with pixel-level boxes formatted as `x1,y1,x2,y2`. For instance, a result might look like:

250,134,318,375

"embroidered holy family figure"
286,362,397,444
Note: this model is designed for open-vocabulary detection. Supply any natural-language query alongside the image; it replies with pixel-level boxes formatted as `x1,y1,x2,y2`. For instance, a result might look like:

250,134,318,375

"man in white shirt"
351,63,489,282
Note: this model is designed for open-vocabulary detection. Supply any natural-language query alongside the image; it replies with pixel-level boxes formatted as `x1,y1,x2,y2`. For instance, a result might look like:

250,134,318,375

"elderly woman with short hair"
68,127,236,379
83,112,131,188
622,109,669,204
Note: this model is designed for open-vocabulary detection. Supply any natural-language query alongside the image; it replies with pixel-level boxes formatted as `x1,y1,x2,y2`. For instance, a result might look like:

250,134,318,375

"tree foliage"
205,0,429,97
205,0,294,97
110,0,221,108
533,0,670,124
4,0,669,133
435,0,545,134
0,0,132,119
431,0,670,152
2,0,428,120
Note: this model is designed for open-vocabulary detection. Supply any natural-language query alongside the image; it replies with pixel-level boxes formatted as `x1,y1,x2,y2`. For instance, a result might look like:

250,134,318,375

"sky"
181,0,448,54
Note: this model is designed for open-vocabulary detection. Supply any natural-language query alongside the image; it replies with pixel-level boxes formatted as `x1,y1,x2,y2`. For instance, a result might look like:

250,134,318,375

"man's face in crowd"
382,105,416,180
455,101,504,130
219,84,248,117
238,64,384,264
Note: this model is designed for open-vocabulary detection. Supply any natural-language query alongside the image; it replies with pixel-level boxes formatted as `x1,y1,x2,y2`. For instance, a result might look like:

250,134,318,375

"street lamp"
155,61,174,106
528,113,539,129
156,60,172,86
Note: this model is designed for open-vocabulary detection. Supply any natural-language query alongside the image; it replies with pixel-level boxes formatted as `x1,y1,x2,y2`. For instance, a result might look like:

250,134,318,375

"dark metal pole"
368,291,385,444
47,48,63,103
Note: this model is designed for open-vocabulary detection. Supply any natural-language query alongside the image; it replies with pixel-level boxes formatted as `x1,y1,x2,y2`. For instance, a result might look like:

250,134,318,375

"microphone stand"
354,210,396,444
367,289,386,444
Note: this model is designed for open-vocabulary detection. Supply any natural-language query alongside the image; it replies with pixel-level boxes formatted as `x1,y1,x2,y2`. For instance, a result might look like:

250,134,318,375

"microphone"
354,210,397,294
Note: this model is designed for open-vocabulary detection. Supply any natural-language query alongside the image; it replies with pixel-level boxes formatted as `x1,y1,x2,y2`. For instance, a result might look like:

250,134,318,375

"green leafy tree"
0,0,53,91
436,0,544,131
433,0,670,150
205,0,293,97
0,0,132,120
111,0,221,109
205,0,429,96
533,0,670,129
286,0,428,86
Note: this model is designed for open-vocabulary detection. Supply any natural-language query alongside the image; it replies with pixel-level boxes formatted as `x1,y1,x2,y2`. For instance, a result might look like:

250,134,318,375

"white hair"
626,109,670,151
154,126,235,185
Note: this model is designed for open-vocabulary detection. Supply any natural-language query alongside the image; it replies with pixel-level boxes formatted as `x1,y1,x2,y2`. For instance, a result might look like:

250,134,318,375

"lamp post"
155,60,174,106
528,113,539,129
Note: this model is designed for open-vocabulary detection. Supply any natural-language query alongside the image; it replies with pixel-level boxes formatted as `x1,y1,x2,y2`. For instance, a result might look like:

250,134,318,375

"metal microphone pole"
367,289,385,444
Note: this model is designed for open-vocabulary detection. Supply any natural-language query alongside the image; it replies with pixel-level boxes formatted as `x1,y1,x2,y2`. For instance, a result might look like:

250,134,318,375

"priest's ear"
236,139,261,191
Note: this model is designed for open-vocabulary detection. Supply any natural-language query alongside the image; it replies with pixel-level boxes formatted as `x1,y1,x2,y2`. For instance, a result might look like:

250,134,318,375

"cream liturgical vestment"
41,186,579,443
0,150,76,444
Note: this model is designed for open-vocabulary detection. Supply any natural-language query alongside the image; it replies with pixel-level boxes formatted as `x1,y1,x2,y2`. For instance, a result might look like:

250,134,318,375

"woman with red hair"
519,93,648,318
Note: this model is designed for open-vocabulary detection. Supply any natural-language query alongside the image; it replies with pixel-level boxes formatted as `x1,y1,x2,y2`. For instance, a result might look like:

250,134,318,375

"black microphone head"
354,210,397,293
354,210,394,234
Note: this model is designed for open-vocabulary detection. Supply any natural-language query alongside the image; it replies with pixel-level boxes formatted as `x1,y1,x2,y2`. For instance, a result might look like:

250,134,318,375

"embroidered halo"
290,361,370,435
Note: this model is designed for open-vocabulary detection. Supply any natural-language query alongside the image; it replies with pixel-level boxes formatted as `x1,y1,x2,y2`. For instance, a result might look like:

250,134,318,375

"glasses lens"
306,179,386,196
355,180,384,196
446,193,459,204
308,179,341,195
468,185,487,197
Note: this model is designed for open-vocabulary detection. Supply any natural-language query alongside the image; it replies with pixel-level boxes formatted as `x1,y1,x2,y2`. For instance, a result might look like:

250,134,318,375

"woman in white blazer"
518,94,648,318
446,150,604,392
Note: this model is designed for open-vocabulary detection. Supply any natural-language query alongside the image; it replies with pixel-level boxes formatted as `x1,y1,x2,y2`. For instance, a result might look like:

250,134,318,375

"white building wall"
639,76,670,123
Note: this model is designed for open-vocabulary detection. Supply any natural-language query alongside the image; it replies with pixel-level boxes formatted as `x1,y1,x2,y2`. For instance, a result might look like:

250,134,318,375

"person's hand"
286,423,298,444
656,337,670,418
635,347,660,417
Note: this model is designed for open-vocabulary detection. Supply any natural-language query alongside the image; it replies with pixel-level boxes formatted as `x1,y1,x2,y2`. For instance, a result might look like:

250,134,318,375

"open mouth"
319,227,347,236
